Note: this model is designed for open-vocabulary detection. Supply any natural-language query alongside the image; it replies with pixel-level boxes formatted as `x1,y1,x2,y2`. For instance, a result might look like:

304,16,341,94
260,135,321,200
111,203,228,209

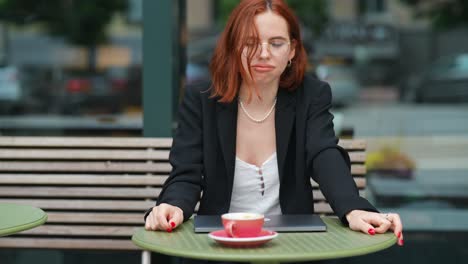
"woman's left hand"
346,210,404,246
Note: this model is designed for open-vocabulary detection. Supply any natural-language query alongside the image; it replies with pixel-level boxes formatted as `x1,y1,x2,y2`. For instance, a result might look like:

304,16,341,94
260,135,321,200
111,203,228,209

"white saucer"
208,229,278,247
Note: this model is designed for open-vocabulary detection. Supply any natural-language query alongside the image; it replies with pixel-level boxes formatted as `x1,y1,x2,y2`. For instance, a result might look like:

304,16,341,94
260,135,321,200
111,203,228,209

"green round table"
0,203,48,237
132,217,397,264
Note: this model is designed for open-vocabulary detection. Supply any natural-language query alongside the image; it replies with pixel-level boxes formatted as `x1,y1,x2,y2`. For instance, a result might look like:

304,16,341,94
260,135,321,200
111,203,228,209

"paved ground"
336,102,468,170
340,103,468,136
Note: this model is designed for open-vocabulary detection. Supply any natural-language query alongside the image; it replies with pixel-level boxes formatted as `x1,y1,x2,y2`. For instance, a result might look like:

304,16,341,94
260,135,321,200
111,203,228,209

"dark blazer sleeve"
153,84,205,222
305,81,378,225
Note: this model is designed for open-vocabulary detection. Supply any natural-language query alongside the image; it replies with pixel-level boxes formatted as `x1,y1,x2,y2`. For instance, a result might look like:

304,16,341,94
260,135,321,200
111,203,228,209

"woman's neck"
239,81,278,108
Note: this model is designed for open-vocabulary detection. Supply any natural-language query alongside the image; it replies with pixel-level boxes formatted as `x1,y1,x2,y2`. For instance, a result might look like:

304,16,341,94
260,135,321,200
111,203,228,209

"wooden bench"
0,136,366,261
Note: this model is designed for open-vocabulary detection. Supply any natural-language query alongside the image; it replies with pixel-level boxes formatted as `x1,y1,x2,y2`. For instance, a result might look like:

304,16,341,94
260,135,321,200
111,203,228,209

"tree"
286,0,328,36
0,0,127,71
401,0,468,30
216,0,240,28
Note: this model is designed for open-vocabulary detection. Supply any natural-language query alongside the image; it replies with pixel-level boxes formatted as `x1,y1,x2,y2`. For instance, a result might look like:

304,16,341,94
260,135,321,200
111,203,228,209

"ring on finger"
383,213,392,221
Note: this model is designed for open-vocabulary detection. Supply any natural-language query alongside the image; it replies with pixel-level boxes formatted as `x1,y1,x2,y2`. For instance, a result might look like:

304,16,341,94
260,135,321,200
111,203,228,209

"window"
359,0,387,15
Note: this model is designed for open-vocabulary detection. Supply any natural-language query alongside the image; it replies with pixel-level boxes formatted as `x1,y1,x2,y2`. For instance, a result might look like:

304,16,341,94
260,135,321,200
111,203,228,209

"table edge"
132,230,397,262
0,206,48,237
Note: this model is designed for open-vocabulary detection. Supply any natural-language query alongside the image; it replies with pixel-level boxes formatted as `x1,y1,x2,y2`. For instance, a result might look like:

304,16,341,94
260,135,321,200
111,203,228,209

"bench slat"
0,152,364,166
22,225,138,237
0,175,365,188
312,177,366,188
0,187,161,198
351,165,366,175
0,137,172,148
0,137,359,149
0,149,169,160
0,200,333,216
0,199,154,211
348,152,366,163
337,139,366,150
0,137,357,149
0,149,363,162
0,187,363,201
313,203,332,214
0,162,363,174
312,190,365,200
0,238,137,250
0,174,168,185
47,212,143,224
0,161,171,173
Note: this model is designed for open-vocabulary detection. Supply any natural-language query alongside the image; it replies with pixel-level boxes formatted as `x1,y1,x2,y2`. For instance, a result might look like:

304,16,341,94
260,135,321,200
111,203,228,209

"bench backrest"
0,137,366,250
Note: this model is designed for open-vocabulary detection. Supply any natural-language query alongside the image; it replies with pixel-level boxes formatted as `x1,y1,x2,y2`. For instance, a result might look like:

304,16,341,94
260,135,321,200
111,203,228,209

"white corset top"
229,152,282,215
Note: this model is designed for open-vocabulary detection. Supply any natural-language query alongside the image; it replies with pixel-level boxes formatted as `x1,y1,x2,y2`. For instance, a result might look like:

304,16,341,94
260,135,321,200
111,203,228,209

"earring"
288,60,292,67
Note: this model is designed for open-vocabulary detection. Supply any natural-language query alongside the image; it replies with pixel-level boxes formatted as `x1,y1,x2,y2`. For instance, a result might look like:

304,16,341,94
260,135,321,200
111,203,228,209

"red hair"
209,0,307,103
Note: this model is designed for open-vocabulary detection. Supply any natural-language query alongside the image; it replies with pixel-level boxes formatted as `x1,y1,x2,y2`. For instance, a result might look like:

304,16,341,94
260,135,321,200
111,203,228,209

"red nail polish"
166,228,172,233
368,228,375,235
170,221,176,228
397,232,401,239
399,239,404,246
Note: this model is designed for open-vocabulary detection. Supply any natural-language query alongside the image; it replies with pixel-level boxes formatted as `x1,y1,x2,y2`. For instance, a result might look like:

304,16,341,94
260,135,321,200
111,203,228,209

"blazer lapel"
275,88,296,183
216,100,238,198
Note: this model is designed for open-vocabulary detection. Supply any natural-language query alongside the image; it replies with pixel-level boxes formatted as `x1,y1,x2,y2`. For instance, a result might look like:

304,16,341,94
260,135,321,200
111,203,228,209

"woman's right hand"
144,203,184,232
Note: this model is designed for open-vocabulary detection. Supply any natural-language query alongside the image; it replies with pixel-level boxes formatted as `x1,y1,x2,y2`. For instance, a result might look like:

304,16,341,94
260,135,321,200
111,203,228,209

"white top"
229,152,282,215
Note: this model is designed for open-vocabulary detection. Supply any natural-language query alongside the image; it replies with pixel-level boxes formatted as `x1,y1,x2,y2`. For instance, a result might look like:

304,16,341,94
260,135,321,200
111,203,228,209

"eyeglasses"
243,39,291,57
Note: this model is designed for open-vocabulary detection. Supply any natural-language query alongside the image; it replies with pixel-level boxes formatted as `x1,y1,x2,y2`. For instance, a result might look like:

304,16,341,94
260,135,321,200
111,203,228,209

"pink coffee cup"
221,212,264,238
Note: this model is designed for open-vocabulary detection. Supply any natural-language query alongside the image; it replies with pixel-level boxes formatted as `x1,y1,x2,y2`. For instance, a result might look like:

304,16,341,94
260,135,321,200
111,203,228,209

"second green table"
0,203,48,237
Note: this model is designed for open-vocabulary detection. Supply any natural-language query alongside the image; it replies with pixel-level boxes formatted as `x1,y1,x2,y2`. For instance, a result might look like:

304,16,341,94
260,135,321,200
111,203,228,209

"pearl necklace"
239,97,277,123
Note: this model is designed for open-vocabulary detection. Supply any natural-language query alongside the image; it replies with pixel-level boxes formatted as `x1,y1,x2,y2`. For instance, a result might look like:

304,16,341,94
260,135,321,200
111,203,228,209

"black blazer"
155,76,377,225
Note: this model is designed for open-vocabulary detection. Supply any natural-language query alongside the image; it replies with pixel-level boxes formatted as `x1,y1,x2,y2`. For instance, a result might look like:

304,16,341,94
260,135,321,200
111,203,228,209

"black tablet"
194,214,327,233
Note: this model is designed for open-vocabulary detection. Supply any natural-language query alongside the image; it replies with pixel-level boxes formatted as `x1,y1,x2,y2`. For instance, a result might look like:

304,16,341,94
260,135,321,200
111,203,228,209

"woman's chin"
252,75,278,85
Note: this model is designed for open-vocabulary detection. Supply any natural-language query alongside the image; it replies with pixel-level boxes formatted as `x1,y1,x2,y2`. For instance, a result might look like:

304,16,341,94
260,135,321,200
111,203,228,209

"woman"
145,0,403,249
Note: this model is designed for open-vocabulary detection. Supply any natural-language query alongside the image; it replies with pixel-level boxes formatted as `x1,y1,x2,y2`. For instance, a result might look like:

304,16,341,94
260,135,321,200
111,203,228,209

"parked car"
20,65,57,113
50,68,132,115
402,53,468,103
315,63,360,107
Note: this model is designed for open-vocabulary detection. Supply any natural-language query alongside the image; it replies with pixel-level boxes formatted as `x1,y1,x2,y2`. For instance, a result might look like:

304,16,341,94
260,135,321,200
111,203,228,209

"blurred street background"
0,0,468,263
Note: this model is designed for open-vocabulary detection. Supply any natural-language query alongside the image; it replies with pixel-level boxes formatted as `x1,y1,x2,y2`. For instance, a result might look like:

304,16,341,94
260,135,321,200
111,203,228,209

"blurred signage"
316,22,399,59
322,23,397,44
